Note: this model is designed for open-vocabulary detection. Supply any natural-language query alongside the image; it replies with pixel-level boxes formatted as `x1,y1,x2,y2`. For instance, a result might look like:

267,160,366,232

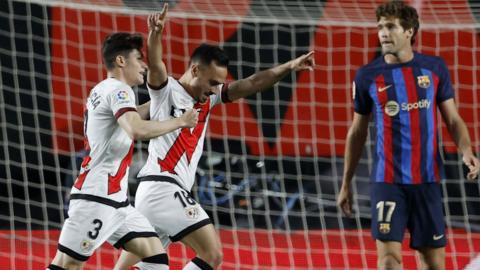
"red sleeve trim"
147,79,168,91
115,107,137,119
221,83,231,103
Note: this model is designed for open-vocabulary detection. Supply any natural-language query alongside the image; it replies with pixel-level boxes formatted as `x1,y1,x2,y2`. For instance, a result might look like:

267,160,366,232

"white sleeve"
107,86,137,119
147,76,171,101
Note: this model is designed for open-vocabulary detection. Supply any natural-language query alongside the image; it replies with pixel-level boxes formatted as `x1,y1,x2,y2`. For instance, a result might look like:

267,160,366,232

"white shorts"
135,176,211,247
57,195,158,261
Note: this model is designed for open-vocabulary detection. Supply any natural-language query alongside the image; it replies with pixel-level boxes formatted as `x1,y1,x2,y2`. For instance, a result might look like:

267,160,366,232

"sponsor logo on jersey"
417,75,431,88
379,223,391,234
185,206,199,219
384,101,400,116
433,234,444,240
378,84,392,92
80,239,94,252
384,99,431,116
401,99,431,112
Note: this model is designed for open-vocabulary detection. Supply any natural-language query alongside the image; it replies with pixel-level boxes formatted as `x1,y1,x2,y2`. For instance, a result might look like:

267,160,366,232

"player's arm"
136,101,150,120
147,4,168,89
439,98,480,180
117,109,198,140
225,51,315,102
337,112,370,216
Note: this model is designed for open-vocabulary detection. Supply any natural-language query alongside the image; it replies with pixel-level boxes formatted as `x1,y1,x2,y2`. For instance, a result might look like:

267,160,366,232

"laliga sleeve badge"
379,223,391,234
115,90,131,104
185,206,199,219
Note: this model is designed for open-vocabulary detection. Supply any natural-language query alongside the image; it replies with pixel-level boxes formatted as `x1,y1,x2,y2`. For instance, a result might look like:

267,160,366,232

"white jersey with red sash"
137,76,224,191
71,78,137,203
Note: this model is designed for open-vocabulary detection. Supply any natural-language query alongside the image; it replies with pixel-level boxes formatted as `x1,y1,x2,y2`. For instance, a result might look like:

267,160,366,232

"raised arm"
225,51,315,102
337,112,370,217
117,109,198,140
147,4,168,88
438,98,480,180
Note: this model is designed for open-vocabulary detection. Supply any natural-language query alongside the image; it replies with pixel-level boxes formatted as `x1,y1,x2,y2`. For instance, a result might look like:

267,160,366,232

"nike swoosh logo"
378,85,392,92
433,234,444,240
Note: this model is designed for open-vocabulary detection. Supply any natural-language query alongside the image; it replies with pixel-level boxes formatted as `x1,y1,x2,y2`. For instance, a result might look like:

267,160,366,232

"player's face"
190,62,228,103
124,49,147,86
377,17,412,55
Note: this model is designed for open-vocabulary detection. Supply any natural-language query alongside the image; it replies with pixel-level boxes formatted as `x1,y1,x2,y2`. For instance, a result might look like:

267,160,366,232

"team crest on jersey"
417,75,431,88
384,100,400,116
80,239,94,252
185,206,199,219
116,90,130,101
379,223,391,234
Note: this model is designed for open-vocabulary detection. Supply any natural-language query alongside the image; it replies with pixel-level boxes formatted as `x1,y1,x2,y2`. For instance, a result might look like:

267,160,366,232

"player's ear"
406,28,413,38
191,64,199,78
115,55,126,68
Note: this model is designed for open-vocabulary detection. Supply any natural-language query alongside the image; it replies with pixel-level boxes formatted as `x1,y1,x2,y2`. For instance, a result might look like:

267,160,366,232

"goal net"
1,0,479,269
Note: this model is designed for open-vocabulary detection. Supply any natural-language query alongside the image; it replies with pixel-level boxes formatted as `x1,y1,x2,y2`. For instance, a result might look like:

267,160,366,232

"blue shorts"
370,182,446,249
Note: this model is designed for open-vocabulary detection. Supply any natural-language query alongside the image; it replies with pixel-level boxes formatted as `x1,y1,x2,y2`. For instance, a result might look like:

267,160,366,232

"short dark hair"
190,43,229,67
376,1,419,45
102,32,143,70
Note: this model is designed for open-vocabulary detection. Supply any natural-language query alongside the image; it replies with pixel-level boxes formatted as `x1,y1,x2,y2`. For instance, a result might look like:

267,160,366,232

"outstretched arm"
117,109,198,140
439,98,480,180
147,4,168,88
137,101,150,120
337,112,370,217
225,51,315,102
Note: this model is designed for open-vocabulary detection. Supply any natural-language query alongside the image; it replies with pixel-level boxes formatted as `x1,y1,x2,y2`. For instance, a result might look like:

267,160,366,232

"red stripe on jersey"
114,107,137,119
432,73,440,182
73,155,91,190
376,75,394,183
158,100,210,174
107,142,134,195
402,67,422,184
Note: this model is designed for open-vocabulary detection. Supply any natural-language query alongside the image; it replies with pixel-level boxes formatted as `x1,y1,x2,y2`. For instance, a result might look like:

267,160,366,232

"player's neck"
107,70,130,87
384,48,414,64
178,73,195,98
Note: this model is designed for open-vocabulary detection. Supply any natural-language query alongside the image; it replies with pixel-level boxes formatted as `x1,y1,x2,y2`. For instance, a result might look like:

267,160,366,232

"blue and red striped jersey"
354,52,454,184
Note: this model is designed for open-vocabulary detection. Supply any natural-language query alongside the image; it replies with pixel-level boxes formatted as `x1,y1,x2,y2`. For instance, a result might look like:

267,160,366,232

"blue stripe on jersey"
413,67,428,183
369,82,384,182
392,68,412,184
422,68,435,183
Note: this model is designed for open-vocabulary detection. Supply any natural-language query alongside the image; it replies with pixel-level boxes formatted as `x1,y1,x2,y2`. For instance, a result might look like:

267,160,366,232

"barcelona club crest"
417,75,431,88
379,223,391,234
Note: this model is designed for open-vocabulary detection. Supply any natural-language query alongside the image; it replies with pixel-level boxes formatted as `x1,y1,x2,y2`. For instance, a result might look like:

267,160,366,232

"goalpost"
0,0,479,269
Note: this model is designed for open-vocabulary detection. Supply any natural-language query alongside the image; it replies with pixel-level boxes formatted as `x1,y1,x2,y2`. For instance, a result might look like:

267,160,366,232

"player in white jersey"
117,4,315,270
48,28,199,270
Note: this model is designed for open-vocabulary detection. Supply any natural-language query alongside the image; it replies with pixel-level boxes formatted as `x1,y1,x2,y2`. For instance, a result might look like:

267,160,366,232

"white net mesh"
1,0,479,269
